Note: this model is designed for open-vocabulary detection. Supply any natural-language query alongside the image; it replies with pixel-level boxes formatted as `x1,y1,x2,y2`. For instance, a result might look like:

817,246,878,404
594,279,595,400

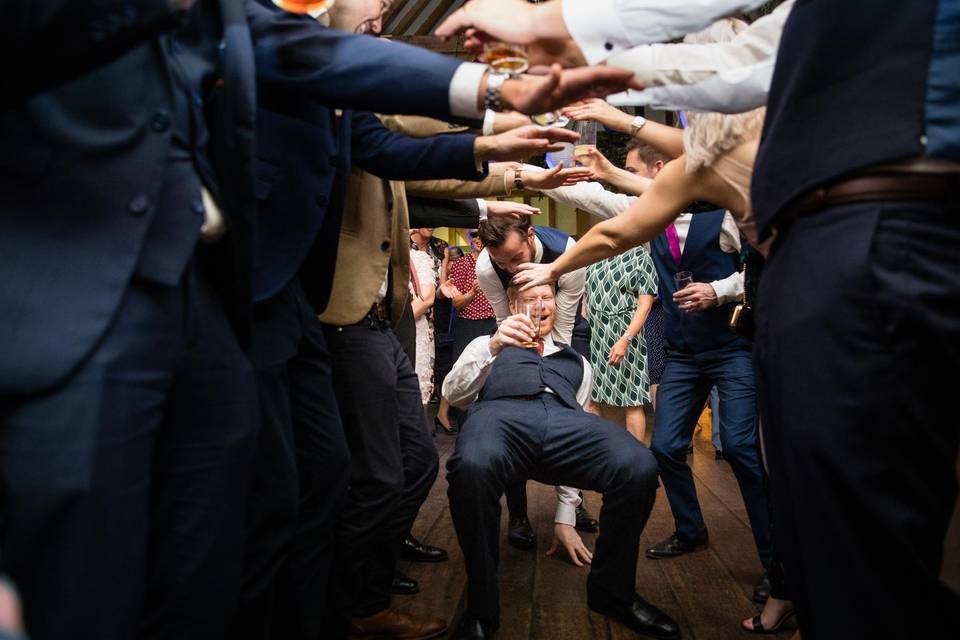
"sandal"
740,609,796,634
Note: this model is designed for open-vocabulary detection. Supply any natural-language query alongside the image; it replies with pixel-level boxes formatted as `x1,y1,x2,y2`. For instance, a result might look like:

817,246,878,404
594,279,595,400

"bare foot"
741,596,794,632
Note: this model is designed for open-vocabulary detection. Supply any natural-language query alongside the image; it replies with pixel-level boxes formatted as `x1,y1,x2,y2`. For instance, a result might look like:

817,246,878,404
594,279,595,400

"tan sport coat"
316,117,514,326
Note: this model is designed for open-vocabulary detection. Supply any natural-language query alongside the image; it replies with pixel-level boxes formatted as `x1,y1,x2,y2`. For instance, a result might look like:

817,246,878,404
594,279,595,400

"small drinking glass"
518,299,542,348
573,120,598,164
674,271,694,291
483,41,529,75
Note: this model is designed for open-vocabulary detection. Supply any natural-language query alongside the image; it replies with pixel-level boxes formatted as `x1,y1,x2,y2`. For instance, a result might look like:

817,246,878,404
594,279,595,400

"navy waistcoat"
753,0,953,235
650,211,749,354
478,343,583,410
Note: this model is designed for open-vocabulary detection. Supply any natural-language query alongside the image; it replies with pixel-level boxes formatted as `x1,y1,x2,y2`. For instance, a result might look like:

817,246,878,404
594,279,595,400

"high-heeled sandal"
434,416,457,434
740,609,796,634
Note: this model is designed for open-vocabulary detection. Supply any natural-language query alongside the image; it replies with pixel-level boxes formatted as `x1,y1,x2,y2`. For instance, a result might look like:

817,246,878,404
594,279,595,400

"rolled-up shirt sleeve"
561,0,769,64
442,336,498,408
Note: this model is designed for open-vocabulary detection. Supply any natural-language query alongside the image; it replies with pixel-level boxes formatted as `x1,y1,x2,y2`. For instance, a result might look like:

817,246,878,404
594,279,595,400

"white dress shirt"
448,62,490,120
476,234,585,344
561,0,768,64
442,333,592,525
525,175,744,303
605,1,793,113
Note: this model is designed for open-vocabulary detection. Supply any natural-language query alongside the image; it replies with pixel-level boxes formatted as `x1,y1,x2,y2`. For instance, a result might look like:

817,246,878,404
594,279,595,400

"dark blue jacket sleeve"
246,0,466,120
3,0,188,101
350,112,486,182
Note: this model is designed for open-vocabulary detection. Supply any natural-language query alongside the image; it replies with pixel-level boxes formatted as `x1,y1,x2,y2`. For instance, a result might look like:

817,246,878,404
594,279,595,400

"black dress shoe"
752,575,771,604
588,591,680,639
507,516,535,551
390,569,419,595
449,614,496,639
575,504,598,533
645,531,709,559
401,535,449,563
434,416,458,435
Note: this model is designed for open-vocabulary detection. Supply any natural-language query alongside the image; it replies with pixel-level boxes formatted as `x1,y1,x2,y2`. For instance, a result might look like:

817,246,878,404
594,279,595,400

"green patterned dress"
585,247,658,406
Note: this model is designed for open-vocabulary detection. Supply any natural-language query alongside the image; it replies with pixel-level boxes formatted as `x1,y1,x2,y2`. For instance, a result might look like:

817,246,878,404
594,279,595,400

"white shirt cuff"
562,0,632,64
554,502,578,526
482,109,497,136
709,271,744,306
449,62,488,120
477,198,488,221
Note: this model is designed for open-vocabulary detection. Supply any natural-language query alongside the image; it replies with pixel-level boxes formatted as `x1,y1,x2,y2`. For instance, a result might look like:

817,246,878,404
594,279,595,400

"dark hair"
625,141,674,168
477,216,531,249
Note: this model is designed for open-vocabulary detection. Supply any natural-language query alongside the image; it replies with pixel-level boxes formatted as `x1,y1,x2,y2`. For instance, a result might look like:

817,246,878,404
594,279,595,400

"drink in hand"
519,300,543,348
484,43,530,75
574,144,597,159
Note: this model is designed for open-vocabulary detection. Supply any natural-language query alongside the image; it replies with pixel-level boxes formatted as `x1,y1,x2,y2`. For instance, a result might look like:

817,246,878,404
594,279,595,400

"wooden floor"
398,406,960,640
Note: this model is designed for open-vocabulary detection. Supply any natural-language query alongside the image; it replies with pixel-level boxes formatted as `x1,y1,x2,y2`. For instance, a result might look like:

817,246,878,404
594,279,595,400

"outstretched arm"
514,157,703,288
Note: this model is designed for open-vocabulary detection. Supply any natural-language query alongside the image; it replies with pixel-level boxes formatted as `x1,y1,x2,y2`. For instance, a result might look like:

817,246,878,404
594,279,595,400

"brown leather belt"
786,172,958,219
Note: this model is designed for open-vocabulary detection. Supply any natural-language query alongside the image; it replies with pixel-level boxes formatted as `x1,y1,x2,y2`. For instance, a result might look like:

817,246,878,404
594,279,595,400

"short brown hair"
477,216,531,249
506,281,556,304
625,141,674,168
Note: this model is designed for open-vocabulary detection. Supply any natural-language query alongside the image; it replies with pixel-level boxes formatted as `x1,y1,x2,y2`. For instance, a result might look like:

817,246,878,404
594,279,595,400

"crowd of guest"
1,1,957,640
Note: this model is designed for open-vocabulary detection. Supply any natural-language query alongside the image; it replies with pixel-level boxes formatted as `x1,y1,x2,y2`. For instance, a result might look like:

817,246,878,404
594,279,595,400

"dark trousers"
0,263,257,640
447,395,659,629
236,279,349,640
755,200,960,637
652,347,771,566
324,319,439,618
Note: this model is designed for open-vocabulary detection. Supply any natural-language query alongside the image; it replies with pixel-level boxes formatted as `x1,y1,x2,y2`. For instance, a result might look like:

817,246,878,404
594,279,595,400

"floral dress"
585,247,658,406
410,249,437,404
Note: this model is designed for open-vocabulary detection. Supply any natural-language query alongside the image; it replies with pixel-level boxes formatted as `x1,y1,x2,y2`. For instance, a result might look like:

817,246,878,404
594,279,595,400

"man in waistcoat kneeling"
442,283,679,640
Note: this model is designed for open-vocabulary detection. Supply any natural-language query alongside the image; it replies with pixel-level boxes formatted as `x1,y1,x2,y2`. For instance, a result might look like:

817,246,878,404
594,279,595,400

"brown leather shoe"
349,609,447,639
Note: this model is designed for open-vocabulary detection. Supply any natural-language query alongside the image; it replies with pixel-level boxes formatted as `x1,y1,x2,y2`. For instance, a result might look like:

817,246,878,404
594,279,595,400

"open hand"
485,200,540,219
512,261,556,291
476,124,580,162
437,0,540,44
562,98,633,132
546,524,593,567
570,147,615,181
501,65,642,117
523,163,593,190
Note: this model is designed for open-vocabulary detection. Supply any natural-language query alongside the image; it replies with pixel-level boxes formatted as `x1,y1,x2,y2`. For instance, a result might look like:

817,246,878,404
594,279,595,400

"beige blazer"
317,117,512,326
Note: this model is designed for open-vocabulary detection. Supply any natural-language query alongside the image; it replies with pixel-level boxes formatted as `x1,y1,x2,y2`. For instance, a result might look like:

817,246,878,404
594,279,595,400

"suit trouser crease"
447,396,658,628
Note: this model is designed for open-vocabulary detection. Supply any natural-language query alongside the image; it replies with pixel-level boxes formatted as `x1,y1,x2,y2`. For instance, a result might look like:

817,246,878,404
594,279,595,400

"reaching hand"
523,163,593,190
475,124,580,162
570,147,615,181
672,282,718,312
488,313,537,355
501,65,642,117
562,98,633,132
436,0,542,44
485,200,541,219
512,261,556,291
439,280,461,299
546,524,593,567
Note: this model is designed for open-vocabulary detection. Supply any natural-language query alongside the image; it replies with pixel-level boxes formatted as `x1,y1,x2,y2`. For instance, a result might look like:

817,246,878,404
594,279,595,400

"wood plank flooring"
396,405,960,639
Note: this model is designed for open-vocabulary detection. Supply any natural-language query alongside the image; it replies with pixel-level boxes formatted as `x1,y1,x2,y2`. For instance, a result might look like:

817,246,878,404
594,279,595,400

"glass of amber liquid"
518,299,543,348
483,42,530,75
573,120,598,164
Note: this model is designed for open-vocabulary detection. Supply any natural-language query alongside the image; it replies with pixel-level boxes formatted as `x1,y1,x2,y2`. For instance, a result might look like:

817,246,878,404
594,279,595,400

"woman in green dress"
585,246,658,440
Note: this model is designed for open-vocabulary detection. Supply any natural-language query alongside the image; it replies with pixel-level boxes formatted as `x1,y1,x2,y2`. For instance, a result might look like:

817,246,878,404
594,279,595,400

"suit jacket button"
151,110,171,132
316,195,328,207
129,194,151,216
381,240,391,252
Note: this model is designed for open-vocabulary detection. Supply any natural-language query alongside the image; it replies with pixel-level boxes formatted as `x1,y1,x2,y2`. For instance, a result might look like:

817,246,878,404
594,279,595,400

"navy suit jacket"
0,0,484,394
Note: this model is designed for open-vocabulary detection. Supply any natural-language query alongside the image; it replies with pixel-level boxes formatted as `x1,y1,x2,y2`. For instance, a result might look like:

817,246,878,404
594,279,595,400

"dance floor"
402,406,960,639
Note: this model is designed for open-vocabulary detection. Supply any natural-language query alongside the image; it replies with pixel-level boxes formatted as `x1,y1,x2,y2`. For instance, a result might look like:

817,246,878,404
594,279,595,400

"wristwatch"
483,72,507,113
513,168,524,191
629,115,647,138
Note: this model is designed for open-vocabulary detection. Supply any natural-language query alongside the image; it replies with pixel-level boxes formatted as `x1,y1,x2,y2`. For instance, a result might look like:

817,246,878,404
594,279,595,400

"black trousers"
236,279,349,640
755,200,960,637
447,395,659,629
324,318,439,619
0,262,257,640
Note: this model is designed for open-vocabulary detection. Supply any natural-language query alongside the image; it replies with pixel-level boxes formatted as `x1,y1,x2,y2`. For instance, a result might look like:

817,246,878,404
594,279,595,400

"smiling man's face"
509,284,556,338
